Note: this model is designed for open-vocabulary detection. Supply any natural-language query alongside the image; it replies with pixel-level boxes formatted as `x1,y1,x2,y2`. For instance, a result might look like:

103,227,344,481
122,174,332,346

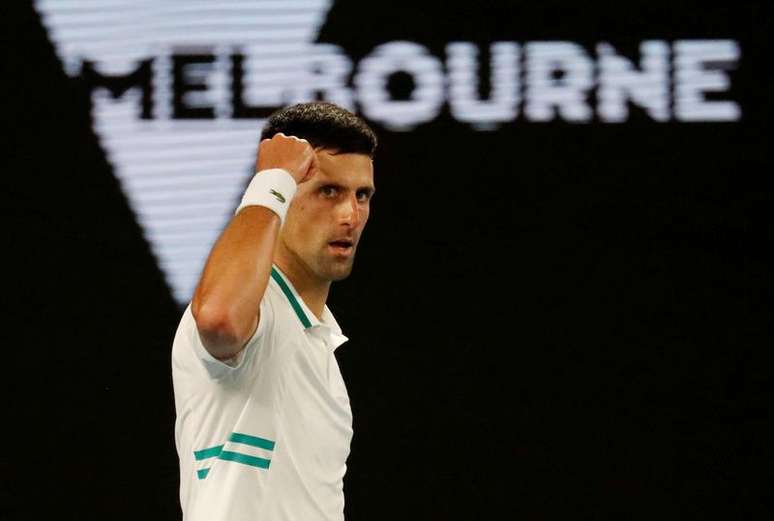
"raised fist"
255,133,318,184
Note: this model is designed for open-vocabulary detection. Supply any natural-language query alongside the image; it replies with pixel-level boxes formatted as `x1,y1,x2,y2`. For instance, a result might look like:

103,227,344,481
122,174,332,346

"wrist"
235,168,298,224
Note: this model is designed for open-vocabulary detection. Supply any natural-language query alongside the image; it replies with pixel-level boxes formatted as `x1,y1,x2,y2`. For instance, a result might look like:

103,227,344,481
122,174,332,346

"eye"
356,189,373,202
320,185,339,197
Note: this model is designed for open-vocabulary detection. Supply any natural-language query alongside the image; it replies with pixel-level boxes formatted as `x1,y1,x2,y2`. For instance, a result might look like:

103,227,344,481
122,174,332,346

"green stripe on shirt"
219,450,271,469
271,267,312,328
194,444,224,460
229,432,276,451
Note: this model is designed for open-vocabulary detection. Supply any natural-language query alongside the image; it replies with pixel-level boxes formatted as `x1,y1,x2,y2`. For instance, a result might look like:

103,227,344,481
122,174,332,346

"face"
279,149,375,283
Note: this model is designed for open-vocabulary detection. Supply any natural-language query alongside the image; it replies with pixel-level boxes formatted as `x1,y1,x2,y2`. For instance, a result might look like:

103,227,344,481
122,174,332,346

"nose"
338,193,361,228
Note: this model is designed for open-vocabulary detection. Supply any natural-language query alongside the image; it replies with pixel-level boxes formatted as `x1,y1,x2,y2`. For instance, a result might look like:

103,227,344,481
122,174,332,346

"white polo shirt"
172,266,353,521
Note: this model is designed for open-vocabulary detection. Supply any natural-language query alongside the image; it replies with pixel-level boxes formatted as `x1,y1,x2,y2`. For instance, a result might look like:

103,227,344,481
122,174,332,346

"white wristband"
235,168,298,224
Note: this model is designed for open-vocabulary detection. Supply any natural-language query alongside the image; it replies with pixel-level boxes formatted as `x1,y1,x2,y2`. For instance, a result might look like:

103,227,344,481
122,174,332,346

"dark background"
4,1,772,519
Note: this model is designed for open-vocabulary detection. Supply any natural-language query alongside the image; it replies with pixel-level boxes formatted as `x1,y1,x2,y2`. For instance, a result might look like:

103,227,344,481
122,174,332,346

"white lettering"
525,42,594,122
446,42,520,128
287,44,355,111
597,41,670,122
354,41,444,130
674,40,741,121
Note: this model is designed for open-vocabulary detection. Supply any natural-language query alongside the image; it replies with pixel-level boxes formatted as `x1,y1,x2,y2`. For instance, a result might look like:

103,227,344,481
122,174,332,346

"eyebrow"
319,182,375,194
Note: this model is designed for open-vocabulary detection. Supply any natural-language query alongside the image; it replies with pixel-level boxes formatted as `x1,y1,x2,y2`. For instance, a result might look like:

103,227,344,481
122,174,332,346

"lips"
328,239,354,255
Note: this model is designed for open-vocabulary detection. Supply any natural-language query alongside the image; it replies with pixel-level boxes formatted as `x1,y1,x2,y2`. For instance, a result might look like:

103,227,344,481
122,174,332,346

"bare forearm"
191,206,279,357
190,133,317,359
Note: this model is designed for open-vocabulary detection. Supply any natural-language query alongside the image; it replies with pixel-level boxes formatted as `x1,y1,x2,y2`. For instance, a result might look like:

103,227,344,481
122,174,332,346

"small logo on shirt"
269,189,286,203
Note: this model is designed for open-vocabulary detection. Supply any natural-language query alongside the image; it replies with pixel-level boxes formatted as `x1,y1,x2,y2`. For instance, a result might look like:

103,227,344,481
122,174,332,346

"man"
171,102,377,521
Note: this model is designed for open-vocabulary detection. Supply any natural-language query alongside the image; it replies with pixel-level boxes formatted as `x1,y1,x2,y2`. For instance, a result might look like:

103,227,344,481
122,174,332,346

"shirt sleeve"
188,296,274,380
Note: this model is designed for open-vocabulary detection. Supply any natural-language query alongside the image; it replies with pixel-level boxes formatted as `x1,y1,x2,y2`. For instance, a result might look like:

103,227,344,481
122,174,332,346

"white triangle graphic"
35,0,335,303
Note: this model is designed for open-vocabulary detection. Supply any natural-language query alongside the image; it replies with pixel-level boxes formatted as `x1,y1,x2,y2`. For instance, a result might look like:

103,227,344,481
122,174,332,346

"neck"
273,255,330,320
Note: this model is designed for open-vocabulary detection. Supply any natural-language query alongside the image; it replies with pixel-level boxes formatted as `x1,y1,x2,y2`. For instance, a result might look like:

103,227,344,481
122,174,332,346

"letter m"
80,59,154,119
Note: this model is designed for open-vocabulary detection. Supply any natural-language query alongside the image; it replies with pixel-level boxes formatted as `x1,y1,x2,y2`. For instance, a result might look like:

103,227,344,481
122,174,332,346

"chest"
275,340,353,468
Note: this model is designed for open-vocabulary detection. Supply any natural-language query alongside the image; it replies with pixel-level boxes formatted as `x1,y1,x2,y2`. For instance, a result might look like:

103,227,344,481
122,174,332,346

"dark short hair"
260,102,377,158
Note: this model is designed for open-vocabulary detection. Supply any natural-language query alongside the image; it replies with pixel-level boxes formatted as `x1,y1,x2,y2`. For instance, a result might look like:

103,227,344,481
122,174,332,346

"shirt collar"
270,265,349,351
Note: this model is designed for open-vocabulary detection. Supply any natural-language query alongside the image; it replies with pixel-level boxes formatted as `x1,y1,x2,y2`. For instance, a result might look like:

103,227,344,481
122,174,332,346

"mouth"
328,239,354,256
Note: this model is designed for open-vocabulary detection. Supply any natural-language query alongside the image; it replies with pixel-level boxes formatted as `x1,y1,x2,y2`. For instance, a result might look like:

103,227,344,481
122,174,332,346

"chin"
319,259,355,282
330,265,354,282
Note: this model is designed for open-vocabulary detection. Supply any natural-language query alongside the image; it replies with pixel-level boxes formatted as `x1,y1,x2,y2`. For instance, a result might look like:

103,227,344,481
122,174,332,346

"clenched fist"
256,133,318,184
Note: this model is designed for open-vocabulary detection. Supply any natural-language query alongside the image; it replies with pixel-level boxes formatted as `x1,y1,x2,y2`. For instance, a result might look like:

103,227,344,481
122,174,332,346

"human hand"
255,133,318,184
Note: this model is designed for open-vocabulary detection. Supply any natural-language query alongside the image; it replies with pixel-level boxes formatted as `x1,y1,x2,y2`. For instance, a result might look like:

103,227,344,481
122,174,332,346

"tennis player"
171,102,377,521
